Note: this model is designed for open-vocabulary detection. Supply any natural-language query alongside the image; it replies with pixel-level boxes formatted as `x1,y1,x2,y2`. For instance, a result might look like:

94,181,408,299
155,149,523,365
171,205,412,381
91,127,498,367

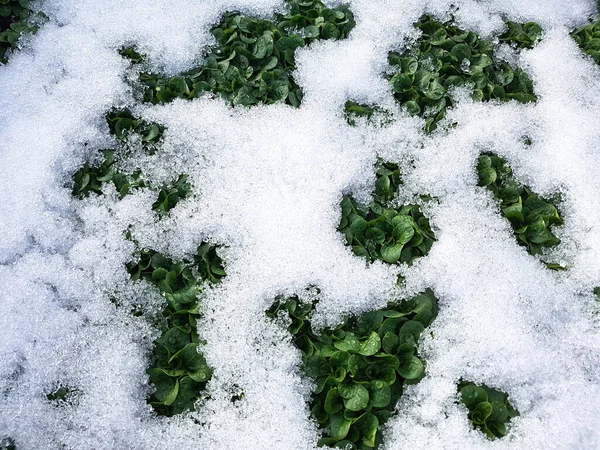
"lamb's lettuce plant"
72,150,145,199
71,110,172,202
477,153,563,264
267,290,438,449
572,19,600,65
458,381,518,439
137,0,354,107
499,22,543,49
0,0,38,64
338,160,435,267
387,16,539,132
152,175,192,216
127,243,225,416
46,386,76,404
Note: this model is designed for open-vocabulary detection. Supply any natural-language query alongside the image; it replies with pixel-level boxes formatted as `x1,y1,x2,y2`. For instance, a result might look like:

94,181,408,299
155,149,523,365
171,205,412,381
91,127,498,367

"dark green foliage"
127,243,225,416
72,110,165,199
338,161,435,266
572,20,600,65
139,0,355,107
46,386,75,403
594,287,600,300
0,0,37,64
267,290,438,449
0,438,15,450
388,16,538,132
72,150,145,198
344,101,389,127
152,174,192,216
118,46,144,63
499,22,543,49
105,109,165,153
477,153,563,259
458,381,518,439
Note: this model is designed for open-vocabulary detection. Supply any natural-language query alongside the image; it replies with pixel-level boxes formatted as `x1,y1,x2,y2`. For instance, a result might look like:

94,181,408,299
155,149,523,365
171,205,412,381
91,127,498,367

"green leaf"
156,327,190,354
369,380,391,408
397,356,424,379
325,388,344,414
147,369,179,405
459,384,488,409
380,243,403,264
358,331,381,356
393,219,415,245
381,331,399,354
329,414,352,440
356,413,379,447
340,383,370,411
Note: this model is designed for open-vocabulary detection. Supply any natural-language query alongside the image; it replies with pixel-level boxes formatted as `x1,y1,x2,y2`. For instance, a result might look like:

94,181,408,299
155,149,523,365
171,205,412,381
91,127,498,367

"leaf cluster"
477,154,562,258
72,110,177,204
343,101,390,127
46,385,76,404
498,22,543,49
387,16,538,132
267,290,438,449
72,150,145,198
338,161,435,266
152,174,192,216
105,109,165,153
127,243,225,416
0,0,36,64
138,0,354,107
572,20,600,65
458,381,518,439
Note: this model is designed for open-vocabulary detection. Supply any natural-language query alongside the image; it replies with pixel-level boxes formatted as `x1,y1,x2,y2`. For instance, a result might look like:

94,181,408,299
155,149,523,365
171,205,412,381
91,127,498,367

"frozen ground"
1,0,600,449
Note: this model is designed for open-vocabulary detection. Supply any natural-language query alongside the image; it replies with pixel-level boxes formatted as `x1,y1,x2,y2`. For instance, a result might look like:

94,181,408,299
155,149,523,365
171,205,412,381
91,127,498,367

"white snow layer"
1,0,600,449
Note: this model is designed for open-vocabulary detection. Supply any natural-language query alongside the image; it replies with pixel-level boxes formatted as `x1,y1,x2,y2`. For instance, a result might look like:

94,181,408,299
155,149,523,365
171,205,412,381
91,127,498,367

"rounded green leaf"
451,43,472,61
342,383,370,411
356,412,379,447
325,388,344,414
397,355,424,379
393,221,415,246
380,243,403,264
459,384,488,409
369,380,391,408
329,414,352,440
358,331,381,356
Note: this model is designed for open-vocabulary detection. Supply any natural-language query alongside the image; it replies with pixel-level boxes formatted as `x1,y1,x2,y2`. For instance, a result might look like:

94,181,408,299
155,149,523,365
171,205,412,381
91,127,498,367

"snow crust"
1,0,600,449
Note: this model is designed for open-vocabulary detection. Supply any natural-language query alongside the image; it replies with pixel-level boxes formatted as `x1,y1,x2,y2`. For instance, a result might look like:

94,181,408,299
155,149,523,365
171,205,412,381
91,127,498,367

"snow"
1,0,600,449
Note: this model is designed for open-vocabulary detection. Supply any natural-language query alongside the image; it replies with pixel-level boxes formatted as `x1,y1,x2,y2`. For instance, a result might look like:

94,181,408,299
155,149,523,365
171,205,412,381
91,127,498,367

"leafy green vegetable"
458,381,518,439
46,386,76,404
0,0,39,64
477,153,563,262
136,0,355,107
105,109,165,153
72,110,165,199
127,243,225,416
499,22,543,49
72,150,145,198
118,46,144,63
267,290,438,449
343,101,389,127
572,19,600,65
152,174,192,216
387,16,538,132
338,160,435,267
